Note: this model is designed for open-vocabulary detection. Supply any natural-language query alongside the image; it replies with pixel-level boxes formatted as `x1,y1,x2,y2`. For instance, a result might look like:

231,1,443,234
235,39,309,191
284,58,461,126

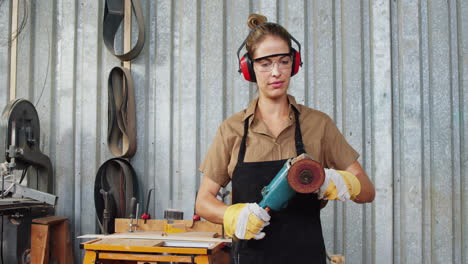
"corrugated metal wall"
0,0,466,263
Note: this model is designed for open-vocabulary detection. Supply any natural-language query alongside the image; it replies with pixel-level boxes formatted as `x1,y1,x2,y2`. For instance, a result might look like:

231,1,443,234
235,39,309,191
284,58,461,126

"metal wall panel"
0,1,466,263
0,0,11,156
460,1,468,264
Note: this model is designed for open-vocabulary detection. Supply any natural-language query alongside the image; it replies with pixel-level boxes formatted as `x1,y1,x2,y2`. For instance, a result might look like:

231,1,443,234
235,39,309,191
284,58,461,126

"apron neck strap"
292,107,305,155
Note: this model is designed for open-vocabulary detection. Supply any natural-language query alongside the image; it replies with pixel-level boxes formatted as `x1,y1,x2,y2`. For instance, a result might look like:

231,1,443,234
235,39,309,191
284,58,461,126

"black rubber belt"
94,158,139,234
103,0,145,61
107,66,137,158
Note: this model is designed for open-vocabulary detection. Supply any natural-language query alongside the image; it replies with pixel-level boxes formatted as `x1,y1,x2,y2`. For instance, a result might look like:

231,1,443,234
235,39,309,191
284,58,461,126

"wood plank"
51,220,74,264
32,215,68,225
31,224,50,264
114,218,223,234
93,238,163,247
98,252,201,263
170,232,218,238
122,0,131,152
78,231,231,243
52,221,65,263
123,0,132,69
81,239,215,254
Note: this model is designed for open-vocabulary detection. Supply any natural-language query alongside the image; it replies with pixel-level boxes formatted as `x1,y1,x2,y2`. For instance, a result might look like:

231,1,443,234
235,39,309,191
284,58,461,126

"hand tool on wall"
128,196,137,218
100,189,111,235
128,197,138,232
140,188,154,223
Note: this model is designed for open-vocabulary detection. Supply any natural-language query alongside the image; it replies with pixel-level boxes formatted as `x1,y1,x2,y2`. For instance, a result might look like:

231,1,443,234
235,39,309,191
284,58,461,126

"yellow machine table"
81,237,228,264
80,219,230,264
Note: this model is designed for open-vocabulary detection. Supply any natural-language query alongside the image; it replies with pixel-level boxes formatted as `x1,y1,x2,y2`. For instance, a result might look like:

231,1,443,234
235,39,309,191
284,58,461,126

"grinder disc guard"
287,159,324,193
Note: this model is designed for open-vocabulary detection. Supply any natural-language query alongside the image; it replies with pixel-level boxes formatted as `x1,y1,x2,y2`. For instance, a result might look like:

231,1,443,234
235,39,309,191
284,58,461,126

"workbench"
80,219,231,264
81,237,228,264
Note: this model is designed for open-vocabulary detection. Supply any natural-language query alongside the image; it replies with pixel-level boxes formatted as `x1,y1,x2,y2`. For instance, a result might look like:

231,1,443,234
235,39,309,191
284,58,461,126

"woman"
196,14,375,264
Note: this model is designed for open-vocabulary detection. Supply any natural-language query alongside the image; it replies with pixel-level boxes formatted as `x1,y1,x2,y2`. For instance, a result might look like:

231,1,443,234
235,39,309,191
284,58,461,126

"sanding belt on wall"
107,66,137,158
103,0,145,61
94,0,144,235
94,158,139,234
104,0,145,158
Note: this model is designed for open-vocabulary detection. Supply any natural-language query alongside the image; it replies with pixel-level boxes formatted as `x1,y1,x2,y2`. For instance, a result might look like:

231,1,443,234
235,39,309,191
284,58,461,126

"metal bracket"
11,184,57,206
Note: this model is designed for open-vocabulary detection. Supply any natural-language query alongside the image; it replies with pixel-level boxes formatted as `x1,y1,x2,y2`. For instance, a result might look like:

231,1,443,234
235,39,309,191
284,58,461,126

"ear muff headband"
237,22,303,82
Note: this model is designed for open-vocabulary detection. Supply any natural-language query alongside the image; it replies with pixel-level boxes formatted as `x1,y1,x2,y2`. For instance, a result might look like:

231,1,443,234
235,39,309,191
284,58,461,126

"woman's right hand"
223,203,271,240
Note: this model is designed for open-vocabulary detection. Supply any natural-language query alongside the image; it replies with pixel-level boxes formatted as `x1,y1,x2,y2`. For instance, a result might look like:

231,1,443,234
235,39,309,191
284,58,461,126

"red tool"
141,188,154,223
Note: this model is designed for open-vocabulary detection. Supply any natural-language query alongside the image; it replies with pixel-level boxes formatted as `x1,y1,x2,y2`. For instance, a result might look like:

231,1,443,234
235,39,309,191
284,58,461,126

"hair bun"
247,14,268,29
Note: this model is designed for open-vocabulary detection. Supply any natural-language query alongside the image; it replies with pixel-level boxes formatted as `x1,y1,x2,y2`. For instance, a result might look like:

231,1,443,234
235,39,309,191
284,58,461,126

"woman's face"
252,35,291,101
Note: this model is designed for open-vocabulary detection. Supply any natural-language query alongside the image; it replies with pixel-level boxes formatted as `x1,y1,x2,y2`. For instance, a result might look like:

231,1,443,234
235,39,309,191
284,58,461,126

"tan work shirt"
199,95,359,187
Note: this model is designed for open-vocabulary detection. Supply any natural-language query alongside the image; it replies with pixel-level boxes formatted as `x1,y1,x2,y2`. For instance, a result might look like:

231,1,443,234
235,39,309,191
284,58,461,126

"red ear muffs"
239,54,257,82
290,48,301,77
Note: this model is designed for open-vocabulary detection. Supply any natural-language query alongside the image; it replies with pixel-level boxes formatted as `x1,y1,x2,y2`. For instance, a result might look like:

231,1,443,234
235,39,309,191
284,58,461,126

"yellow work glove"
223,203,271,240
317,169,361,201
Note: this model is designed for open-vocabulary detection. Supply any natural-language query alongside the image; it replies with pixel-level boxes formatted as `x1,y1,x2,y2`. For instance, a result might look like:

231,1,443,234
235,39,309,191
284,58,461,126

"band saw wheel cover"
287,159,325,193
2,99,41,154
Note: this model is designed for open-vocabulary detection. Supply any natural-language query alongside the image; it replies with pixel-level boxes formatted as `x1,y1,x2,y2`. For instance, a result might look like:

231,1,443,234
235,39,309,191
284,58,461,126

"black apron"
231,109,326,264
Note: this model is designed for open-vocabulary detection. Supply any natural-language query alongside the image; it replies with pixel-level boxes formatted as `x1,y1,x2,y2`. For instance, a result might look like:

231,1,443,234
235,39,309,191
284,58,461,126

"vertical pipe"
122,0,132,154
9,0,19,101
123,0,132,70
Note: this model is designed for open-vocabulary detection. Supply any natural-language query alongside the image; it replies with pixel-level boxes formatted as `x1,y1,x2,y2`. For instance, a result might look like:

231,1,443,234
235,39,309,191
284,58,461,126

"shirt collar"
242,94,301,123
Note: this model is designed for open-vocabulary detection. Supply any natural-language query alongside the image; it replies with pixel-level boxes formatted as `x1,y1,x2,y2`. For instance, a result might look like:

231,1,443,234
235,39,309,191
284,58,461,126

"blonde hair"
245,14,292,58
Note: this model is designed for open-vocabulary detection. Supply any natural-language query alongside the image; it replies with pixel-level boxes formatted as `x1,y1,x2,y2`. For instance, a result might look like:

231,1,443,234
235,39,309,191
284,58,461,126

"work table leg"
82,251,97,264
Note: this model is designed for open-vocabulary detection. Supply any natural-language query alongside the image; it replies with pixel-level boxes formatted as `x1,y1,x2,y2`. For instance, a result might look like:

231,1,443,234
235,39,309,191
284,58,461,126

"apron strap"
292,107,305,155
237,106,305,163
237,116,250,164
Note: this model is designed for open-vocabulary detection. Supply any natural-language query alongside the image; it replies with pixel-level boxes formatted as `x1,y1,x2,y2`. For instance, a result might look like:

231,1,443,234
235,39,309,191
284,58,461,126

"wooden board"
114,218,223,234
31,224,50,264
170,232,218,238
32,216,68,225
93,238,163,247
78,231,231,243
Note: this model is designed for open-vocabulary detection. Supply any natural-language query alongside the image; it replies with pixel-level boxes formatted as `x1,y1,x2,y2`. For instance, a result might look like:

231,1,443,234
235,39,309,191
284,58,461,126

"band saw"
0,99,57,263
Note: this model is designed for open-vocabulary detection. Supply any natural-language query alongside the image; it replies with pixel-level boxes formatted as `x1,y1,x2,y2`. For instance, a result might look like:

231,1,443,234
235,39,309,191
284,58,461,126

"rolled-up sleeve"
323,118,360,170
199,124,232,187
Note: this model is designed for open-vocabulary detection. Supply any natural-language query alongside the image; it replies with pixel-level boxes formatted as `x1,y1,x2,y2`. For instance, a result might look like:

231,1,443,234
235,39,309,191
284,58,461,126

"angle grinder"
258,153,325,211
